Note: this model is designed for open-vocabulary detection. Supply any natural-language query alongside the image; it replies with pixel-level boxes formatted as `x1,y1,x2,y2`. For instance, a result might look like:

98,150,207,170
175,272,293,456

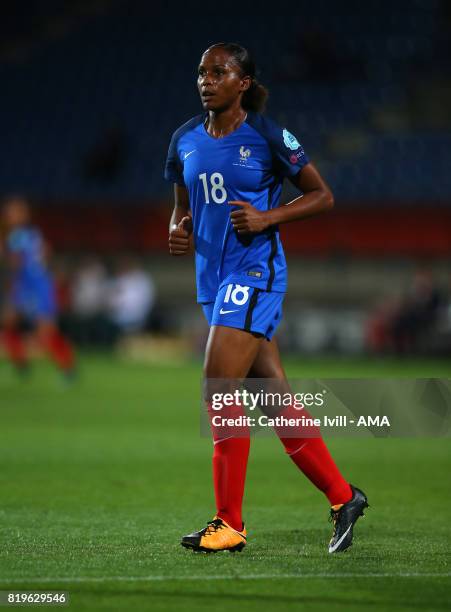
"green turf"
0,355,450,611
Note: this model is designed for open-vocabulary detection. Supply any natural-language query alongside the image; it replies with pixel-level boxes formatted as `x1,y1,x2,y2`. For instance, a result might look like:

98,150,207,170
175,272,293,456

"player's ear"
240,75,251,92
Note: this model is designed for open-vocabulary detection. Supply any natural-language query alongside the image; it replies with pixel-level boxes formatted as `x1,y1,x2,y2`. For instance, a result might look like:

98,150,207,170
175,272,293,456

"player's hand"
229,201,269,233
169,215,193,255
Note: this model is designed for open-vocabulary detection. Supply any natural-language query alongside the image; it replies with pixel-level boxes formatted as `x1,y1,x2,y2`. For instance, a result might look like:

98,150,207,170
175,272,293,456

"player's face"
197,49,249,112
3,199,30,228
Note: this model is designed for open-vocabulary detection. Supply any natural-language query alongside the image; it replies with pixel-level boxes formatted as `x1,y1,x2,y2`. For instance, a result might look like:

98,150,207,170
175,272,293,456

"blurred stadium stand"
0,0,450,200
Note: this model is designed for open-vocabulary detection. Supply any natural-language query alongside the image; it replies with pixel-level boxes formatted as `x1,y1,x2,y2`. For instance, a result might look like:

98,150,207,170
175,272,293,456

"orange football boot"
181,517,247,553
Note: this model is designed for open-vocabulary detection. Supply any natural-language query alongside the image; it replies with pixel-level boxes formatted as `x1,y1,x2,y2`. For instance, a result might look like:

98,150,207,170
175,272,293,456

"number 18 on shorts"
205,282,284,340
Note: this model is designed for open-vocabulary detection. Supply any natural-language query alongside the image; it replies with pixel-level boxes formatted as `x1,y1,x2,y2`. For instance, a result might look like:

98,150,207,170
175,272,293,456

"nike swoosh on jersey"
184,149,196,159
219,308,239,315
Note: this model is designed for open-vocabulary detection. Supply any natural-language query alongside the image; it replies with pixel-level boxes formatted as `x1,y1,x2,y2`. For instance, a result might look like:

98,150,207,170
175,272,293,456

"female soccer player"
1,197,75,378
165,43,368,554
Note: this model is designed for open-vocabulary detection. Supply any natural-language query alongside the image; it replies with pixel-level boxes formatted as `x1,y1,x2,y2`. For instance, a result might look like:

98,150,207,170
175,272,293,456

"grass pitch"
0,355,450,611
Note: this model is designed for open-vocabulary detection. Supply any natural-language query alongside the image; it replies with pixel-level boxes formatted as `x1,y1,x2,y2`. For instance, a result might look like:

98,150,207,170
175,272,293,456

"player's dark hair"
206,42,268,113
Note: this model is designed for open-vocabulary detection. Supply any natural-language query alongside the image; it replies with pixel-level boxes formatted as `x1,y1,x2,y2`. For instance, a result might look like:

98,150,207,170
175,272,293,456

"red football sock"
207,402,250,532
274,403,352,506
41,330,75,371
3,328,27,367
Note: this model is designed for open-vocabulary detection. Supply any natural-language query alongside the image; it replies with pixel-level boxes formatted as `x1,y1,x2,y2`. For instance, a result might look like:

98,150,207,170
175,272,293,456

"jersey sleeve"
7,228,26,253
164,132,184,186
246,113,309,179
269,125,309,178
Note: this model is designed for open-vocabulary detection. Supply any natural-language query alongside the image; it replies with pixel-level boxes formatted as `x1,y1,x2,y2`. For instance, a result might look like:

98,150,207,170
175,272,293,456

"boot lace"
329,508,340,536
204,519,225,537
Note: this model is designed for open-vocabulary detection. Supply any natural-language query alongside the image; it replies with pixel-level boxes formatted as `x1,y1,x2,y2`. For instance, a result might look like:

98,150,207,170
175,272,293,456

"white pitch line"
0,572,450,584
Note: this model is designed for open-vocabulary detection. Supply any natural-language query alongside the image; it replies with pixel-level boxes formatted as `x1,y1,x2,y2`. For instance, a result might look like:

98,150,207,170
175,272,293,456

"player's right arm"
168,184,193,256
3,229,23,271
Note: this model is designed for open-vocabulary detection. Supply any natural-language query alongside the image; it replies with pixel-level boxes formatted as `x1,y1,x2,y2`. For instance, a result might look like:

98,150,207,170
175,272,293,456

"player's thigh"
245,337,292,408
35,318,57,342
248,337,287,380
204,325,263,379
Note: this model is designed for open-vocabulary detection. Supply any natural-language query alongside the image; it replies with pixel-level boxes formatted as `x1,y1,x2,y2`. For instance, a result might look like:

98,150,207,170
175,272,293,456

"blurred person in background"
71,256,111,347
366,268,447,355
166,42,368,555
72,257,108,317
0,197,75,378
391,268,445,354
106,256,155,334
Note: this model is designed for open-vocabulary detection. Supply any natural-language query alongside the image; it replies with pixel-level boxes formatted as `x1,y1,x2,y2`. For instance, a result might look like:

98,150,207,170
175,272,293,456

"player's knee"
248,363,285,379
2,309,18,328
36,321,56,343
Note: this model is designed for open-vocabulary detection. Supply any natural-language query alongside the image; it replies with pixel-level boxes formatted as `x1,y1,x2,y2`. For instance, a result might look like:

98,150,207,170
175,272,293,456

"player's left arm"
229,163,333,233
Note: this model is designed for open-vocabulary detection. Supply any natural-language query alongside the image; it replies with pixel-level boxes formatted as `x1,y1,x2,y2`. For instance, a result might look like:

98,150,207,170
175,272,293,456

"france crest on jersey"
164,111,309,303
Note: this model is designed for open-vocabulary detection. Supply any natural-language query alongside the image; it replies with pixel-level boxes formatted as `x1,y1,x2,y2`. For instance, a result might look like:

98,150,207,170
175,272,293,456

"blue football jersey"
6,226,48,283
164,111,309,303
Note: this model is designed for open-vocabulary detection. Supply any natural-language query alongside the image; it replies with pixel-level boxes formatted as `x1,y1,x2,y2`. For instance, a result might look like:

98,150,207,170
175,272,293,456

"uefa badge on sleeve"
283,128,302,150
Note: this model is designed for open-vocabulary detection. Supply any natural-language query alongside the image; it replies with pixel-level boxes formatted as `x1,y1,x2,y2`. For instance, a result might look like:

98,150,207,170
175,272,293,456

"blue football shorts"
201,281,284,340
